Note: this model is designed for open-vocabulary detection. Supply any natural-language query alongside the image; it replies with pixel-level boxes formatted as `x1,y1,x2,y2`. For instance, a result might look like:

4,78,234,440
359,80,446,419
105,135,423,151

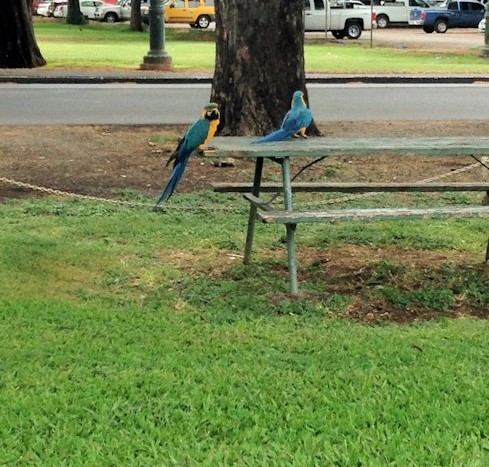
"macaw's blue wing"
155,118,210,205
298,108,313,131
256,107,312,144
282,108,305,134
255,109,299,143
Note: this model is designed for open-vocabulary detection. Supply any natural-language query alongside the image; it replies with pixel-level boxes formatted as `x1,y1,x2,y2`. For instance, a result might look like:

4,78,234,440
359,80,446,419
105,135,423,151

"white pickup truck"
362,0,431,28
305,0,375,39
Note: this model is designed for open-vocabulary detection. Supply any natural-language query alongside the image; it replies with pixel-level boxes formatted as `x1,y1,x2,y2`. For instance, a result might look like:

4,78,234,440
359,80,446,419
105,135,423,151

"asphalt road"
1,82,489,125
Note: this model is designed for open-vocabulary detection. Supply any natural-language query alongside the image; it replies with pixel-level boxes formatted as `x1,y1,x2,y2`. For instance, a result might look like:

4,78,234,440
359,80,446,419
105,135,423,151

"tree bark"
211,0,319,136
66,0,88,25
0,0,46,68
130,0,143,31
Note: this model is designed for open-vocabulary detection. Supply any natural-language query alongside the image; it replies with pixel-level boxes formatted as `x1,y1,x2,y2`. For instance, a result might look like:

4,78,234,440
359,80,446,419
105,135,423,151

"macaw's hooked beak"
203,102,220,120
205,109,220,121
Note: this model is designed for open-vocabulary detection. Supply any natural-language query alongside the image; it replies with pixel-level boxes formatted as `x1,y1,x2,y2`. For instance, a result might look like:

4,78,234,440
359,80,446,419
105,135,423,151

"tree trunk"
130,0,143,31
67,0,88,25
211,0,319,136
0,0,46,68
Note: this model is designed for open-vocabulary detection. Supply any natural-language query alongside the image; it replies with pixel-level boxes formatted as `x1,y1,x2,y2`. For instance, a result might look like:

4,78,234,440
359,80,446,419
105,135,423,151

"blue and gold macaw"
156,102,220,205
256,90,313,143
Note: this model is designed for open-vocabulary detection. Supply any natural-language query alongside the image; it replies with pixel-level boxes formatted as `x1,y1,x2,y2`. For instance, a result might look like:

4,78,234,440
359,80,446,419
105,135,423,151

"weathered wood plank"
213,182,489,193
208,137,489,159
243,193,272,211
259,206,489,224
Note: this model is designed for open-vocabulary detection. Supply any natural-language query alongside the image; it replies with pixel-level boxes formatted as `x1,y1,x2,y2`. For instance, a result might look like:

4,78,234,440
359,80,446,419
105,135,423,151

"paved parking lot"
307,27,485,51
191,21,484,52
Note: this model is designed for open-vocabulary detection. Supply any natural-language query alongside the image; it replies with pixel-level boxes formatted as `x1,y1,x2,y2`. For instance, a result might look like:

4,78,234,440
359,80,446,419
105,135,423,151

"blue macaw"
156,102,220,205
256,90,313,143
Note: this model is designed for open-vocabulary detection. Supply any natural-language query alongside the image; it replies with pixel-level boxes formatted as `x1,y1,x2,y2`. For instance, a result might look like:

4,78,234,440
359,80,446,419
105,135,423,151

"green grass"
306,42,489,73
34,20,215,70
33,19,489,73
1,194,489,463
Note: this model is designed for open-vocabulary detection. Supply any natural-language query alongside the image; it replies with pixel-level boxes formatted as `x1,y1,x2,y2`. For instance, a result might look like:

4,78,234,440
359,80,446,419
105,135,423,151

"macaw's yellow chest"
206,119,219,144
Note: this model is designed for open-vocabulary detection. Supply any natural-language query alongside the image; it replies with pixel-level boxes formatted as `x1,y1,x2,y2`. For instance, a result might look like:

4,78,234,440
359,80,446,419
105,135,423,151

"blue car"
421,0,485,33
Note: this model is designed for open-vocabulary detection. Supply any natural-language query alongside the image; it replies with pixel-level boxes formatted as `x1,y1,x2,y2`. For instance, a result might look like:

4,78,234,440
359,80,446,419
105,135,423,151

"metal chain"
286,161,482,209
0,176,238,213
0,161,482,212
0,176,150,207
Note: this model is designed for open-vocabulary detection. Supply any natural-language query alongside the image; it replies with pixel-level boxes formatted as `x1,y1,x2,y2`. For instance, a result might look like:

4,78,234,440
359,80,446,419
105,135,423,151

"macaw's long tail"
155,154,190,205
254,128,292,144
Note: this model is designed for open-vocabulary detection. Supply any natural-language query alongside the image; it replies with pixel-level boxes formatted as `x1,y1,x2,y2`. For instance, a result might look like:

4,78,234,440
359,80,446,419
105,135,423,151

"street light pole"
140,0,173,70
370,0,374,48
325,0,328,40
480,7,489,57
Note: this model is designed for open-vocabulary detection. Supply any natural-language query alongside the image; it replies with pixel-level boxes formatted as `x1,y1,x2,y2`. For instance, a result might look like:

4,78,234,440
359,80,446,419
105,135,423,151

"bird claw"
198,146,217,157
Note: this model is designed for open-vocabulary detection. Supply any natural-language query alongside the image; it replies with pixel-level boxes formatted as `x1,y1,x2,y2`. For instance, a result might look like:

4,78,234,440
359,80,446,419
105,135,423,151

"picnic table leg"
244,157,264,265
282,156,299,295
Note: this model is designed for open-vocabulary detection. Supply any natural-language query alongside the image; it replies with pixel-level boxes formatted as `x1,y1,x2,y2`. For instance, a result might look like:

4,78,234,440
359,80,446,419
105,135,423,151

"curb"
2,75,489,84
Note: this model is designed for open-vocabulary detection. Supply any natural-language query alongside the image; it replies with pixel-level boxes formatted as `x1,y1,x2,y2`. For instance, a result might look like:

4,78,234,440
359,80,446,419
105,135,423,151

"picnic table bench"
208,136,489,295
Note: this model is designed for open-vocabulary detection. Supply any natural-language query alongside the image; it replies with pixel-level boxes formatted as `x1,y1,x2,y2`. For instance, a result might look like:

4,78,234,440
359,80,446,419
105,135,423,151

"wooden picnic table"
208,136,489,295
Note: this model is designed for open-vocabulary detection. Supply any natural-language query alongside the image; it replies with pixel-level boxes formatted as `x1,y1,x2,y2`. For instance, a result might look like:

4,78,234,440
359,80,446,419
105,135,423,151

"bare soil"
2,121,489,199
1,121,488,322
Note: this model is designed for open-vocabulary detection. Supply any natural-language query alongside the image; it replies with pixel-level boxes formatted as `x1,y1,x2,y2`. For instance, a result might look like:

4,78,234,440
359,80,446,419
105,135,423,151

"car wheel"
434,19,448,33
346,21,362,40
423,26,434,33
104,12,118,23
196,14,210,28
332,30,345,39
376,14,389,29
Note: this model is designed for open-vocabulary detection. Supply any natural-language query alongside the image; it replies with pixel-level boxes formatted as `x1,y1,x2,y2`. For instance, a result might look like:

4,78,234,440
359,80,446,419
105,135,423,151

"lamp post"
480,7,489,57
140,0,173,70
325,0,328,40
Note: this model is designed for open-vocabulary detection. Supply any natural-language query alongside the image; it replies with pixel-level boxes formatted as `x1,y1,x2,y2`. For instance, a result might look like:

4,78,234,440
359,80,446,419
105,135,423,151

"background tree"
211,0,319,136
66,0,88,25
0,0,46,68
130,0,144,31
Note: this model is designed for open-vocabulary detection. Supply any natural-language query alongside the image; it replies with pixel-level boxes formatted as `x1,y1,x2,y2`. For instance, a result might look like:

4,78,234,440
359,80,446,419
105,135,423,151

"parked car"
156,0,215,29
117,0,149,21
421,0,485,32
36,1,55,16
32,0,47,14
305,0,376,39
50,0,68,17
361,0,431,28
54,0,124,22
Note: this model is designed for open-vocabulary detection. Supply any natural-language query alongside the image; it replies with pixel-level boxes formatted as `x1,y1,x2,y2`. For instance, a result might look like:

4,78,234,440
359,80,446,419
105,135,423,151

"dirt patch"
1,120,489,201
264,244,488,323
